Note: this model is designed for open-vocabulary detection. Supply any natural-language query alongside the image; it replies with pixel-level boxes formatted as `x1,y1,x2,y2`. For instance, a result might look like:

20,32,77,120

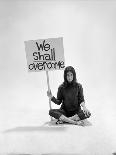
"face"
67,71,73,83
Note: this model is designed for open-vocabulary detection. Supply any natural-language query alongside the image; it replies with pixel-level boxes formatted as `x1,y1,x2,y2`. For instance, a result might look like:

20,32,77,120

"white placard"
25,37,65,72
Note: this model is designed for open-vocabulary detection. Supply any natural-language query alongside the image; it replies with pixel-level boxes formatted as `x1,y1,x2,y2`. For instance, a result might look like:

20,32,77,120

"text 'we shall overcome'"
28,39,65,71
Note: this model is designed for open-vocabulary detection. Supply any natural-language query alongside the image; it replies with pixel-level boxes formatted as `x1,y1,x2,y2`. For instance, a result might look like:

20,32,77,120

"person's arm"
78,84,90,117
78,83,85,105
47,86,63,105
81,101,91,117
78,84,90,116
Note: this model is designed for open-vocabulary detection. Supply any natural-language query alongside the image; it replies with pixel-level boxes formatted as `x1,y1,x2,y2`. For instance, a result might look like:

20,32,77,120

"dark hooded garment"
51,66,85,115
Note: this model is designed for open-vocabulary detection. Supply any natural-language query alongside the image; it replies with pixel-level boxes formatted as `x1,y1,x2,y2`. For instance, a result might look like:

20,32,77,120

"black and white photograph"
0,0,116,155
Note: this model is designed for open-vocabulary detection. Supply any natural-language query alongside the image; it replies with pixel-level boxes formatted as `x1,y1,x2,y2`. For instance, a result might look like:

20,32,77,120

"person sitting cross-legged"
47,66,91,125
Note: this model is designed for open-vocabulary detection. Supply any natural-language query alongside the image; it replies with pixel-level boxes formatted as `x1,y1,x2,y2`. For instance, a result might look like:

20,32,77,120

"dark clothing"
51,83,84,113
49,82,90,120
49,108,90,120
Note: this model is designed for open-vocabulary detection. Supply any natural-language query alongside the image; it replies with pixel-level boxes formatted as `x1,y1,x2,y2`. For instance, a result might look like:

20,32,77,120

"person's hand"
47,90,53,99
82,107,91,117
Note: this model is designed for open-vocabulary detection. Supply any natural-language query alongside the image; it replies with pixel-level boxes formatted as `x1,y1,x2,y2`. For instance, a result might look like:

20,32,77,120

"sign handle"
46,71,53,121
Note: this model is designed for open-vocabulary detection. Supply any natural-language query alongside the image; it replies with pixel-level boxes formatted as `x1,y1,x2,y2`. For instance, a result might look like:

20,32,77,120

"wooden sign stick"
46,71,53,121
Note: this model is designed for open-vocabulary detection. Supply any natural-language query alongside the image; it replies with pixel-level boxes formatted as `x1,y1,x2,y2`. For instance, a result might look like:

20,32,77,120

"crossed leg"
49,108,91,125
49,109,78,125
69,109,91,125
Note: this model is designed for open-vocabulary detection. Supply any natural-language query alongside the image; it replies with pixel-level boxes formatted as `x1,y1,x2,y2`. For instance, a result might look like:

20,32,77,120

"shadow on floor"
7,153,81,155
3,119,92,133
3,120,67,133
7,154,32,155
42,153,81,155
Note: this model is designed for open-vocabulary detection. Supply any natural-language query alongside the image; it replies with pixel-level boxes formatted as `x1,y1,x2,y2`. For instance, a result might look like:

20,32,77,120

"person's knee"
49,109,54,116
78,111,91,120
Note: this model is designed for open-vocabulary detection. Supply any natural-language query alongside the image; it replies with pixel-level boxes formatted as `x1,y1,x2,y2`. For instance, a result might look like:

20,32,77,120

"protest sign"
24,37,65,118
24,37,65,72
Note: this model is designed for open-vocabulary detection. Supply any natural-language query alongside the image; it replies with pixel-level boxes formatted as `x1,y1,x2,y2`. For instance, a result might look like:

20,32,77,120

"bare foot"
69,114,80,121
75,120,85,126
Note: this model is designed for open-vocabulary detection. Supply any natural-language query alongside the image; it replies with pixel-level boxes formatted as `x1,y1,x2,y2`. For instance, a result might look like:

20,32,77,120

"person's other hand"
83,107,91,117
47,90,53,99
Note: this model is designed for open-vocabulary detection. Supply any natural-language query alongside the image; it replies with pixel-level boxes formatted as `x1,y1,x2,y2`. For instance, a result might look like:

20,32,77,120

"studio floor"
0,105,116,155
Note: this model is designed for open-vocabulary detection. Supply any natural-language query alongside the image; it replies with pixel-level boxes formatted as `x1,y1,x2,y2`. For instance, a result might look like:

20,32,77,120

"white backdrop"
0,0,116,154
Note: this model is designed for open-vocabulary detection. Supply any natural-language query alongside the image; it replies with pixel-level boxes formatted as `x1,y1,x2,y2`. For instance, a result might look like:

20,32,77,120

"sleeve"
51,85,63,105
78,84,85,104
